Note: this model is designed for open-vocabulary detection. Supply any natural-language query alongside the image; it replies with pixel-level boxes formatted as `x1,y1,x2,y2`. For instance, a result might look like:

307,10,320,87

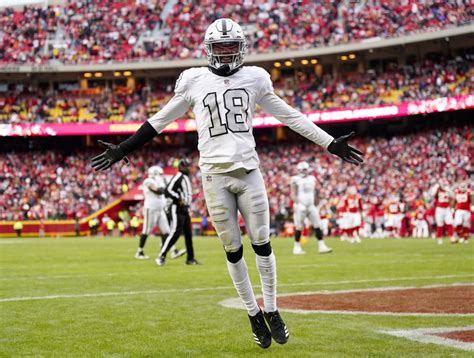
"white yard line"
380,326,474,352
0,286,236,302
1,274,473,303
0,273,119,281
276,274,474,288
0,257,469,281
219,282,474,317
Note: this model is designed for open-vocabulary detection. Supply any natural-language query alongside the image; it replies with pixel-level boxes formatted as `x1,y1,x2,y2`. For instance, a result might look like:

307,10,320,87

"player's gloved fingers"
97,140,114,149
91,157,108,167
348,152,364,163
340,131,355,142
348,145,364,155
343,157,360,166
97,162,112,171
93,159,110,171
102,161,113,170
92,162,106,171
123,156,130,165
91,153,106,163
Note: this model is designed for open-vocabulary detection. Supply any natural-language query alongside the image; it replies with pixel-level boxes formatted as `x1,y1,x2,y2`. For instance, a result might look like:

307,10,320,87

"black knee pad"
314,228,323,241
252,242,272,256
225,245,243,263
295,230,302,242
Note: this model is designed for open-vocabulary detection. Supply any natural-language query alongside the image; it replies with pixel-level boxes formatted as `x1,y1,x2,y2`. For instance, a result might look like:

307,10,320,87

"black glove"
91,140,129,171
90,122,158,171
327,132,364,166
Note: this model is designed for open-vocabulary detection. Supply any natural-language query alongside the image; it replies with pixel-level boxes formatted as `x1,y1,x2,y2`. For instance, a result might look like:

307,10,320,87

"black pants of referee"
159,204,195,261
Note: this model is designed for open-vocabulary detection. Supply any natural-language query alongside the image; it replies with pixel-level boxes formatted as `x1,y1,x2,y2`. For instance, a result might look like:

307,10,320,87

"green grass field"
1,236,473,357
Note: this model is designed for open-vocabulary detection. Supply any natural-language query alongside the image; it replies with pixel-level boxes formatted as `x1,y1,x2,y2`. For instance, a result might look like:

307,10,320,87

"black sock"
161,234,168,248
314,228,323,241
139,234,148,249
295,230,302,242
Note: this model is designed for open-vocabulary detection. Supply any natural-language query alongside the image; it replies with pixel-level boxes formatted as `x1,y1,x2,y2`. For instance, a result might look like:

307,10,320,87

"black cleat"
264,310,289,344
171,248,186,259
248,310,272,349
155,256,165,266
135,252,149,260
185,259,202,265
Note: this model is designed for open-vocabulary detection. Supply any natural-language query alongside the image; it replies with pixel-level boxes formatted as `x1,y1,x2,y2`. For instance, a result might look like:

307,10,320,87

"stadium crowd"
0,0,471,64
1,126,472,238
0,147,191,220
1,54,472,124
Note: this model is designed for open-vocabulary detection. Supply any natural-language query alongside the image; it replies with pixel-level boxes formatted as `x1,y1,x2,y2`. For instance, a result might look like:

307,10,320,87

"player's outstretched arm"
91,122,157,171
91,93,190,171
147,180,165,196
429,183,440,198
258,92,363,166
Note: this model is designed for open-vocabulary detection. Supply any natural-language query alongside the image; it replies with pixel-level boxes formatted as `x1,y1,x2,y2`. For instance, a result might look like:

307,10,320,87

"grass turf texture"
1,236,473,357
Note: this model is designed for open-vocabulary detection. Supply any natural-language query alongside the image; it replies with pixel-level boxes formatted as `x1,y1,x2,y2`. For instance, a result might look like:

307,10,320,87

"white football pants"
202,168,270,252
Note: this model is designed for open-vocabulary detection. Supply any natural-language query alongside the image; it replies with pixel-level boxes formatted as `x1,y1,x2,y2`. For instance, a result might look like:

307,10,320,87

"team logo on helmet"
296,161,310,176
204,18,247,74
148,165,163,178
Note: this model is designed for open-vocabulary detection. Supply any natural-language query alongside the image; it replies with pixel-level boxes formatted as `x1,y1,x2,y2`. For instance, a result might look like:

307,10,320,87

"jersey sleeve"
174,70,188,97
255,68,274,102
155,177,166,190
257,90,334,149
147,70,191,134
143,178,155,190
429,184,440,198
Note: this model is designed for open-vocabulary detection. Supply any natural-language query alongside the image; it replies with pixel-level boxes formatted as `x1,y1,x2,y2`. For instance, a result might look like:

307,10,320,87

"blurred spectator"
1,125,471,228
1,54,472,124
13,220,23,237
0,1,471,64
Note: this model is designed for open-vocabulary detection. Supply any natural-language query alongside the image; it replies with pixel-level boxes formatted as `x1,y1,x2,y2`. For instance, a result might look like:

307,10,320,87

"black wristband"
119,121,158,156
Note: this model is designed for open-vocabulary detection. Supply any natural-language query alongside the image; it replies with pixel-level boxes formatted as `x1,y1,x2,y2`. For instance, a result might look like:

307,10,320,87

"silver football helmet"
204,18,247,73
296,161,309,176
148,165,163,179
348,186,358,196
458,181,469,191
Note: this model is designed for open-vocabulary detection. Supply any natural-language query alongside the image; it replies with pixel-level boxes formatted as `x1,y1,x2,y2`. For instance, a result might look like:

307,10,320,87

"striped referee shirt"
166,171,192,206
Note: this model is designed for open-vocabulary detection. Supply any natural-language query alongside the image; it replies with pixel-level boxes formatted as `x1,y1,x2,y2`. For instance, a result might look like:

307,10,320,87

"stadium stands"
1,126,471,227
1,54,472,124
0,0,471,64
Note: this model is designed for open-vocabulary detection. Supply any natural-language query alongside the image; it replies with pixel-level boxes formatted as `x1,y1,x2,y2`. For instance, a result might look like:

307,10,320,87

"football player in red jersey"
385,193,402,238
367,197,377,237
430,179,454,244
412,205,429,238
336,198,348,241
344,186,363,243
454,181,473,243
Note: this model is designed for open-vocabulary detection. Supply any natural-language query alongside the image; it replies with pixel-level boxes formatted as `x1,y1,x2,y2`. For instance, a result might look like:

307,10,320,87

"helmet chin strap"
208,64,242,77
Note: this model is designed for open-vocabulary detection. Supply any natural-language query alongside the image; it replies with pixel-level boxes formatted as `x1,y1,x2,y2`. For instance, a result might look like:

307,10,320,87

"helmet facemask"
205,40,246,73
148,166,163,179
296,162,309,177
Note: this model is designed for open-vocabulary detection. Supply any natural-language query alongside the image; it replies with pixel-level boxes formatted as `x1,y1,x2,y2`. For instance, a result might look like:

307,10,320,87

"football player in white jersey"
135,166,185,259
291,161,332,255
92,18,363,349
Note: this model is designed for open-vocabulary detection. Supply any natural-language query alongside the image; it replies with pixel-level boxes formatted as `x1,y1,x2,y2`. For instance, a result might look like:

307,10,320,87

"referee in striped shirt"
156,159,201,266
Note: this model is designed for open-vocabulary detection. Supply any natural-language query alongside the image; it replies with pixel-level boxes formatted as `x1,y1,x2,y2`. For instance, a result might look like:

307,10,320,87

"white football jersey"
143,177,167,210
148,65,334,174
291,175,316,206
176,66,268,173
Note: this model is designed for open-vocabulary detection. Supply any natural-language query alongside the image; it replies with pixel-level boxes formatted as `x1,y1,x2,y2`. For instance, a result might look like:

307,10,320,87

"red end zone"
433,330,474,343
258,284,474,315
